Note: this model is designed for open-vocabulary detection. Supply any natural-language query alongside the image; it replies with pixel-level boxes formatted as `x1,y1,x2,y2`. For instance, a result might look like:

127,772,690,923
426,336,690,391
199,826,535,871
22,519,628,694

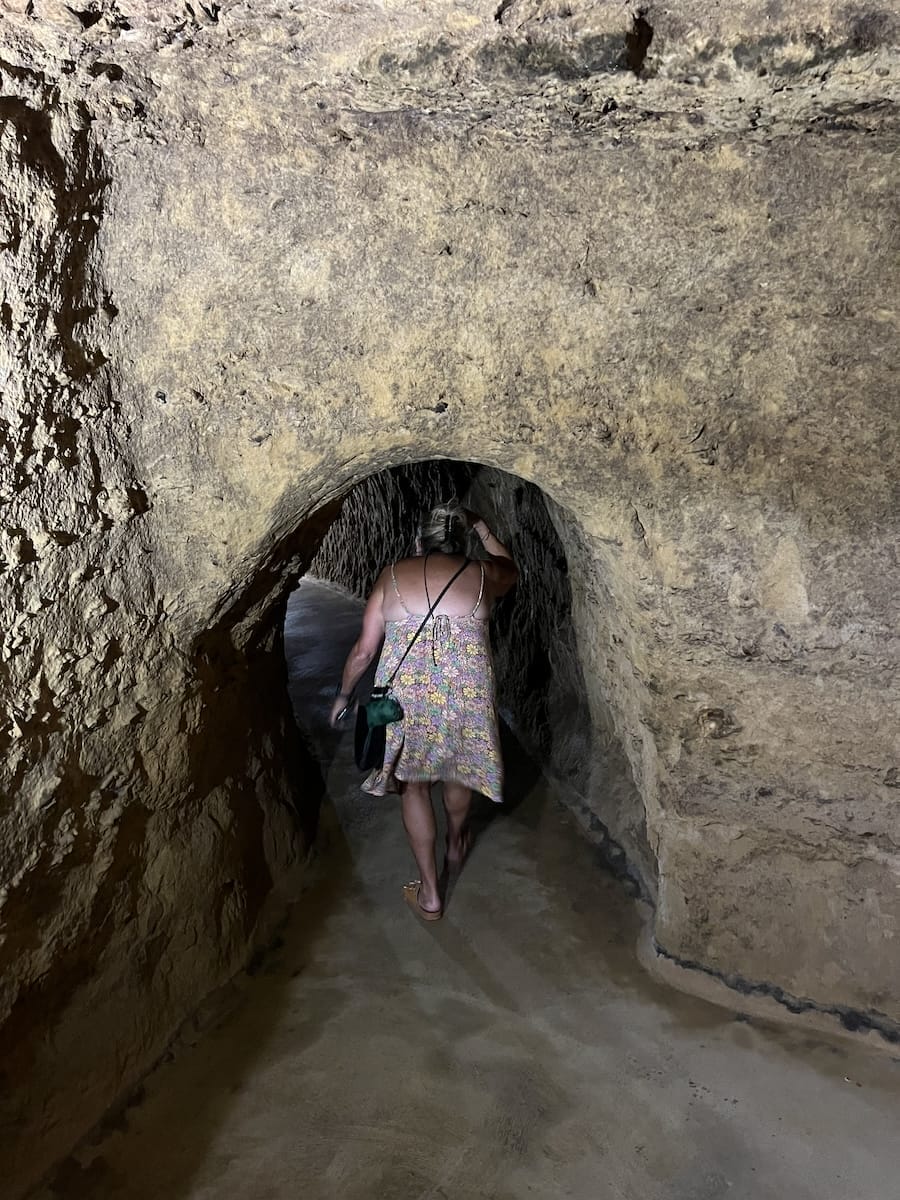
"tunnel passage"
287,459,651,896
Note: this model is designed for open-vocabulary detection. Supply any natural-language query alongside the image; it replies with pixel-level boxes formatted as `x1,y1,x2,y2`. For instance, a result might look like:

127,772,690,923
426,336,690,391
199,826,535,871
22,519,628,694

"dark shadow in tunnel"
186,492,350,853
283,580,377,807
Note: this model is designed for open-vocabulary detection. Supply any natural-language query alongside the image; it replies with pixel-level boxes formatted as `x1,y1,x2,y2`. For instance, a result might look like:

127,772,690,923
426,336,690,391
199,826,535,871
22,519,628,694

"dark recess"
88,62,124,81
623,12,654,74
849,11,897,52
67,6,104,29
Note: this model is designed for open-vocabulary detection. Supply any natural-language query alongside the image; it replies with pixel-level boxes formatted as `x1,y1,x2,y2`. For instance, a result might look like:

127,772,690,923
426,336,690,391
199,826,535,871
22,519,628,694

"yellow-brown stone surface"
1,2,898,1194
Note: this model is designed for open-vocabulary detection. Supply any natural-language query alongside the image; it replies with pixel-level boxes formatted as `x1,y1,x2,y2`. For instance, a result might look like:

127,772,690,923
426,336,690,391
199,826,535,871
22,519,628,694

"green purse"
365,688,404,728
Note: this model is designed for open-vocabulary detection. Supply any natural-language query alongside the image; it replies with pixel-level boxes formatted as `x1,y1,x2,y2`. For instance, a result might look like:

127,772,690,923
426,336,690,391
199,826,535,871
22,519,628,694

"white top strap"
390,563,412,615
470,562,485,616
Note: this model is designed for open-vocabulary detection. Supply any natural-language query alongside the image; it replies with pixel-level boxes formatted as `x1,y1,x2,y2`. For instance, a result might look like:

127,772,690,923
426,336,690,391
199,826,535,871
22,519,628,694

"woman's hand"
463,509,488,539
330,694,352,728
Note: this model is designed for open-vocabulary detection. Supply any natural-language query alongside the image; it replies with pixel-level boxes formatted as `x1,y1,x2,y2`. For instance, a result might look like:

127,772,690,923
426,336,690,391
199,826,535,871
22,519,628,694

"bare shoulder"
365,565,391,603
392,556,421,582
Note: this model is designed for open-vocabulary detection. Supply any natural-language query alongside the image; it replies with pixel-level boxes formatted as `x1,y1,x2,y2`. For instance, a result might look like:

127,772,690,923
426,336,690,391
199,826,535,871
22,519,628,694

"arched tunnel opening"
281,458,651,907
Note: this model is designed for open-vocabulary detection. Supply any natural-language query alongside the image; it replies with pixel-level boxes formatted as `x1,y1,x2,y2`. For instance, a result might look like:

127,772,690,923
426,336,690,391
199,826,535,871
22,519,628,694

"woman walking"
330,503,518,920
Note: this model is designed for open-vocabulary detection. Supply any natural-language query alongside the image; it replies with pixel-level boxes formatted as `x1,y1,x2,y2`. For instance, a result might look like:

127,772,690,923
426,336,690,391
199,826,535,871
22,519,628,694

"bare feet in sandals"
403,880,442,921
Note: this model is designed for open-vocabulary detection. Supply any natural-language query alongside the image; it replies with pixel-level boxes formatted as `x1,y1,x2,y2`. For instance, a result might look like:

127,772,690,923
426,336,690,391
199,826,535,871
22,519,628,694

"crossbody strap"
384,557,470,688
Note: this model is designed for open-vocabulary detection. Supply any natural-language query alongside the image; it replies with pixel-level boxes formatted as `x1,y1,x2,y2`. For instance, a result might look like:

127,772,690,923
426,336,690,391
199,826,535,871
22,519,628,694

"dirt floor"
36,580,900,1199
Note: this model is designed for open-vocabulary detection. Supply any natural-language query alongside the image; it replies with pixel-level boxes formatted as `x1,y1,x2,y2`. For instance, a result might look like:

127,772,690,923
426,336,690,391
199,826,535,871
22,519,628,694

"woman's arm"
329,572,388,726
467,513,519,597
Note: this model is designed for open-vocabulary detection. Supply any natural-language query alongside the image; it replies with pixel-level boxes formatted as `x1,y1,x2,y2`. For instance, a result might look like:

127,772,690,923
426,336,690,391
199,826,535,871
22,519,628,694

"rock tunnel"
1,1,898,1195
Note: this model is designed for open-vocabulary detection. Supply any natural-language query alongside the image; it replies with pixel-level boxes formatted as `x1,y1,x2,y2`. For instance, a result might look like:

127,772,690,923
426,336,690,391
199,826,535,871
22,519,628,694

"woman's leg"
400,781,441,913
442,781,472,868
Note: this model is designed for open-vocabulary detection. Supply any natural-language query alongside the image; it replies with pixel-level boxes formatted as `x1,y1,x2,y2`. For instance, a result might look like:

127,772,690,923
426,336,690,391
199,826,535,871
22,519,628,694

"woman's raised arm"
467,514,518,597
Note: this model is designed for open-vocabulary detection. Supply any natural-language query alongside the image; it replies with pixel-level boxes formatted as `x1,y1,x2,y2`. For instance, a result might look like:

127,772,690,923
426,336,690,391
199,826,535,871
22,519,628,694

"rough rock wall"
1,1,899,1192
467,470,656,892
0,15,314,1186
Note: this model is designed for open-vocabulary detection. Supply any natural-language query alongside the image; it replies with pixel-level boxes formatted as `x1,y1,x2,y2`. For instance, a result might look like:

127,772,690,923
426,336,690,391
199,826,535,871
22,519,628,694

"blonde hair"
419,502,468,554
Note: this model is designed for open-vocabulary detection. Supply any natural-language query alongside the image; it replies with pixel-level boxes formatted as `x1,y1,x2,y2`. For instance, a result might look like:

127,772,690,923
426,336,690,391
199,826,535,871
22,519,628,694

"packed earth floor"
38,582,900,1199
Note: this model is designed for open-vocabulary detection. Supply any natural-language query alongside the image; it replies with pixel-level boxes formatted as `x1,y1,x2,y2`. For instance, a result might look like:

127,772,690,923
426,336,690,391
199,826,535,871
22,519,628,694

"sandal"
403,881,442,922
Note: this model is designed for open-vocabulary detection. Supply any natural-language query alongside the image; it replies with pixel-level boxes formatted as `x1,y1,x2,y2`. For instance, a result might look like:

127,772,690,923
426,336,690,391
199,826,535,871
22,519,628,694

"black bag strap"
384,556,471,688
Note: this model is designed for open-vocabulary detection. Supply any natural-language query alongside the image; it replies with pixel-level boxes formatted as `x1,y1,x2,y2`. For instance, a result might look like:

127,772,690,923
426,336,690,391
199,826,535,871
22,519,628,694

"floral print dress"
362,561,504,803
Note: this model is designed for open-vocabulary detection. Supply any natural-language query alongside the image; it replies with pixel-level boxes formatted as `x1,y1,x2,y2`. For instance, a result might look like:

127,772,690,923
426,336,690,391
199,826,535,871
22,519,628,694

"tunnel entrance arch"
280,457,653,902
180,429,675,992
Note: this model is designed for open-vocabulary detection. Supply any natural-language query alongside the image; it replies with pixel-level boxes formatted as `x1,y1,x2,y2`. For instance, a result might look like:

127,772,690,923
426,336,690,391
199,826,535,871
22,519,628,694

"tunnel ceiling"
1,3,899,1195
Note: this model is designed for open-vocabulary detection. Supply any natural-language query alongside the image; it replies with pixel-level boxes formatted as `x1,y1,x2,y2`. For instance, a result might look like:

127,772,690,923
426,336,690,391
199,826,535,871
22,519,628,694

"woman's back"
383,554,492,622
371,550,502,808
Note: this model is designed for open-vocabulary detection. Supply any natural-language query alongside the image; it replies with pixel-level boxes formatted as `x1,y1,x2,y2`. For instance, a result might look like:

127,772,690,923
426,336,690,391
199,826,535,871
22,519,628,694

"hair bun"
420,500,467,555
